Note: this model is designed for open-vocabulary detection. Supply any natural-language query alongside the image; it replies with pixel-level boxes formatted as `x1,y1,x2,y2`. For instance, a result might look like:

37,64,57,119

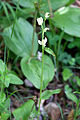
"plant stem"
56,31,64,72
38,47,44,119
38,27,44,120
57,30,64,57
48,0,53,16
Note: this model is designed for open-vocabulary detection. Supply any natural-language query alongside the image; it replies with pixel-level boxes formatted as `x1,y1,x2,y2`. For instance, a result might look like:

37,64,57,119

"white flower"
38,40,42,46
38,37,47,47
37,17,43,26
44,27,49,32
37,51,42,61
45,12,50,19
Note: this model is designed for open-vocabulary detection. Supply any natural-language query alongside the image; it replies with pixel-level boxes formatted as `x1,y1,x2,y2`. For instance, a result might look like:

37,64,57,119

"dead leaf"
44,102,61,120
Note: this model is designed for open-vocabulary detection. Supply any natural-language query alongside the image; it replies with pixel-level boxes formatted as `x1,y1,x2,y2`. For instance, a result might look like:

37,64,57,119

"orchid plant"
37,13,49,118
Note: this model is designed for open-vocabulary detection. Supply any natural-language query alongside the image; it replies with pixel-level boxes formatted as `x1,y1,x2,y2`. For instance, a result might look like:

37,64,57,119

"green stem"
48,0,53,16
56,31,64,71
57,31,64,57
38,47,44,119
38,27,44,119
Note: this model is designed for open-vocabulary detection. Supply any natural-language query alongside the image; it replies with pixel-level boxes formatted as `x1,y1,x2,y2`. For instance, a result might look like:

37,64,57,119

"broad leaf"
62,68,73,81
13,0,37,8
53,7,80,37
14,0,73,12
3,18,38,57
13,100,34,120
41,89,61,100
21,55,54,89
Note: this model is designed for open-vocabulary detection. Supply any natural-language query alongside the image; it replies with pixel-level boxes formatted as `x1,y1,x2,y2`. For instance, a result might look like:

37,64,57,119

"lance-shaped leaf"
45,47,56,58
41,89,61,100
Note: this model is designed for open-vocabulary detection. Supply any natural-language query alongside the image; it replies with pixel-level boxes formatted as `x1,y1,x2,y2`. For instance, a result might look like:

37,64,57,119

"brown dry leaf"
44,102,61,120
67,109,74,120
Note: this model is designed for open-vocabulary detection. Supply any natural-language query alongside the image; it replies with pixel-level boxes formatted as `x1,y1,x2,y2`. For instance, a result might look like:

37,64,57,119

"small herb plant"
0,0,80,120
0,59,23,119
13,14,61,120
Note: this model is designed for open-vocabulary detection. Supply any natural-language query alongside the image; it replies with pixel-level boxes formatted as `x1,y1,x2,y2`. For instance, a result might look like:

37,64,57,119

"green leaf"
1,2,10,22
65,85,78,104
0,59,5,73
0,99,10,120
6,74,23,85
62,68,73,81
74,76,80,86
65,91,78,104
1,112,10,120
13,0,35,18
0,93,6,104
45,47,56,57
41,89,61,100
21,55,54,89
40,0,70,13
16,8,34,19
58,51,72,65
4,75,10,87
65,85,72,93
46,32,59,45
68,38,80,49
63,34,74,42
67,0,75,5
14,0,70,11
73,91,80,94
13,0,37,8
13,100,34,120
29,105,37,120
3,18,38,57
76,109,80,116
53,7,80,37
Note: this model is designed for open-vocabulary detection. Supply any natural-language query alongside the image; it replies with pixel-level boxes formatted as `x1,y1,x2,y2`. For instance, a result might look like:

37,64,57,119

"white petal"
37,17,43,26
44,37,47,42
42,37,47,47
45,12,50,18
44,27,49,32
38,40,42,45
